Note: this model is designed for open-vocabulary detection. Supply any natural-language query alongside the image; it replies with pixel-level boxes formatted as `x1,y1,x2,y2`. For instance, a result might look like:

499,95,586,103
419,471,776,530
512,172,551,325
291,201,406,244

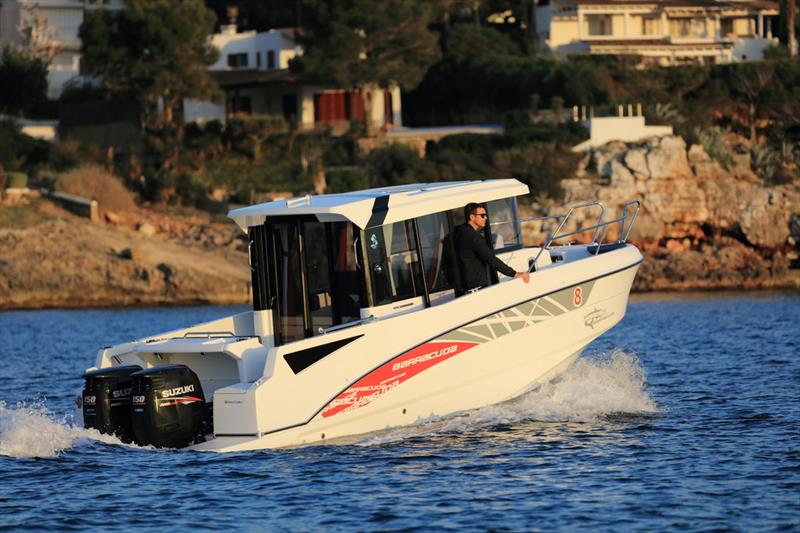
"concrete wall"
184,99,225,124
573,116,674,151
732,37,773,61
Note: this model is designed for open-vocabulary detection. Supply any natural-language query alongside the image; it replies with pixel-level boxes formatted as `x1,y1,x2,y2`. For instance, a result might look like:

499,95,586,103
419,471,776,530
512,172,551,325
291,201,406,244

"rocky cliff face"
539,135,800,291
0,210,251,310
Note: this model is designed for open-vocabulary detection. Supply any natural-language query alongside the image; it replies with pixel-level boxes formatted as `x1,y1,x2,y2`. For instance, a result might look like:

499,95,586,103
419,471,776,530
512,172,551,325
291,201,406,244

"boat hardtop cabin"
232,179,533,346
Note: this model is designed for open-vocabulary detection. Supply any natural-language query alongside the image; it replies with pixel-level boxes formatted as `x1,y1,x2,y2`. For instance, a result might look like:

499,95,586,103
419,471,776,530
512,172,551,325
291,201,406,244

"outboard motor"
130,364,207,448
82,365,142,442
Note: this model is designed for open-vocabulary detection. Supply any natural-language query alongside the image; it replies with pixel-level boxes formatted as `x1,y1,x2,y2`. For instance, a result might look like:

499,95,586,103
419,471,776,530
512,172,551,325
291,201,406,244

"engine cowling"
82,365,142,443
130,364,208,448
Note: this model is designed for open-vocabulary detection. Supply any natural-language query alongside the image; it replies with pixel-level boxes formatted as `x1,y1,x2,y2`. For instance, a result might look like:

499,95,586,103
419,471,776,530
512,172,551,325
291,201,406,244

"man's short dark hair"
464,202,482,221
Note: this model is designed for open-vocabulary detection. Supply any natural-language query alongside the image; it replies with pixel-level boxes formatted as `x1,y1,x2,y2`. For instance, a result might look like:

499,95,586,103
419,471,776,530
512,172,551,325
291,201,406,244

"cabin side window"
364,221,424,306
273,221,305,343
486,198,521,251
416,211,453,294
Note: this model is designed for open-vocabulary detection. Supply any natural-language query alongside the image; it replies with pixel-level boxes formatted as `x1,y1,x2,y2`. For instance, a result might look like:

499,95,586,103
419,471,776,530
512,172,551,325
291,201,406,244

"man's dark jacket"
452,223,516,291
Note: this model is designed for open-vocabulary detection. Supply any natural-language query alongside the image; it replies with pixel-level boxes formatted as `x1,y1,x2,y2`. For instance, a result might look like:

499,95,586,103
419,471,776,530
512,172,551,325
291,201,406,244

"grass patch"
0,201,54,228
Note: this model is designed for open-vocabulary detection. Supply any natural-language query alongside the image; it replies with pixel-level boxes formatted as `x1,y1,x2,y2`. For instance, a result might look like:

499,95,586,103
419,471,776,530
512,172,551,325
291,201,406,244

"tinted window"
303,221,334,335
330,222,362,323
273,222,304,342
365,221,423,306
487,198,521,250
416,212,452,293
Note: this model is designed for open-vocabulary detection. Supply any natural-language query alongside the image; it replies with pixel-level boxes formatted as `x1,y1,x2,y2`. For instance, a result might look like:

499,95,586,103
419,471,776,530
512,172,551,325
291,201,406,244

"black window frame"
227,52,249,69
249,217,367,346
486,197,524,254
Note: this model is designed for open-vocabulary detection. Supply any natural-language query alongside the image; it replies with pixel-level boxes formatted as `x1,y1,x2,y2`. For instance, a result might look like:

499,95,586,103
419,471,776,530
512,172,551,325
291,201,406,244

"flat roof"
228,179,530,231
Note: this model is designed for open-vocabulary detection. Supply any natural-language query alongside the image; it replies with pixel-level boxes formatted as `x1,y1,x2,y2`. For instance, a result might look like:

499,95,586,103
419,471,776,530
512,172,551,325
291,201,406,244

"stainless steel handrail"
527,201,605,268
620,200,641,242
522,200,640,271
183,331,236,338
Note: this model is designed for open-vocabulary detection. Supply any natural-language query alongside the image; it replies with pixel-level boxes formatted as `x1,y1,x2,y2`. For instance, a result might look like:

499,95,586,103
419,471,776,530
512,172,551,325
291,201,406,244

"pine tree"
80,0,220,131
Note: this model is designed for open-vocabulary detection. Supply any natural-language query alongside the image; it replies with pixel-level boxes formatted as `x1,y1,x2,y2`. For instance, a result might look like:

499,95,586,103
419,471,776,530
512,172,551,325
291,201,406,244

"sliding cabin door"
264,219,361,345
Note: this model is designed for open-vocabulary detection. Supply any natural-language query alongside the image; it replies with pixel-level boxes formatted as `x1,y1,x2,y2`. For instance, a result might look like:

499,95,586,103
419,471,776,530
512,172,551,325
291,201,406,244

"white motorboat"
78,179,643,451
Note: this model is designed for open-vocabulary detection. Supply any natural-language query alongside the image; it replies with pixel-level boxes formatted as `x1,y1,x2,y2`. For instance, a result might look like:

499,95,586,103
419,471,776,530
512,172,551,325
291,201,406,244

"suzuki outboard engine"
130,364,207,448
82,365,142,442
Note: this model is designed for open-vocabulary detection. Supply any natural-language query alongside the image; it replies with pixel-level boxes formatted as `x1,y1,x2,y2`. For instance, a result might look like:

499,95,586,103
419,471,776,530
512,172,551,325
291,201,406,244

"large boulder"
641,177,708,225
624,148,650,180
645,136,693,180
688,144,727,180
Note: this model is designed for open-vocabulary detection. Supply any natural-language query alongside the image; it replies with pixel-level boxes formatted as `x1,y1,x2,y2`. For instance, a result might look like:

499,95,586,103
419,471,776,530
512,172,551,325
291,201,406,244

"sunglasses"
473,212,488,218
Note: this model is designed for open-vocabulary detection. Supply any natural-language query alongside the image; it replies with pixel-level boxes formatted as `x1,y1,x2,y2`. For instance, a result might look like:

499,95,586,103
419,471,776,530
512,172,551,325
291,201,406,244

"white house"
185,23,403,130
534,0,780,66
0,0,122,98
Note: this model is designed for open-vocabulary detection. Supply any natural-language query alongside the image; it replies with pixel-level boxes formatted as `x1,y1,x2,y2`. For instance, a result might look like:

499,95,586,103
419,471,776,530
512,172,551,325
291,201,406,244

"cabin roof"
228,179,529,231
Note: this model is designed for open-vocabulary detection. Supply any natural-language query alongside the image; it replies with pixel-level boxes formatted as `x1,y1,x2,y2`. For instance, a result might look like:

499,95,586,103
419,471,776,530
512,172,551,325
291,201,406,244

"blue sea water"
0,293,798,531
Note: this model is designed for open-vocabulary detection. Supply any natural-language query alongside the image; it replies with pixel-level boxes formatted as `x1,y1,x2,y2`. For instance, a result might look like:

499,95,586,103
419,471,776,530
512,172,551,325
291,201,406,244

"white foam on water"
0,400,127,458
357,349,658,446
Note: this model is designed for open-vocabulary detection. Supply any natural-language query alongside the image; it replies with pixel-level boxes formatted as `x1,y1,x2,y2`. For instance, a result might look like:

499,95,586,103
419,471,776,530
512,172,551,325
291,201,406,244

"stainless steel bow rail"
522,200,641,271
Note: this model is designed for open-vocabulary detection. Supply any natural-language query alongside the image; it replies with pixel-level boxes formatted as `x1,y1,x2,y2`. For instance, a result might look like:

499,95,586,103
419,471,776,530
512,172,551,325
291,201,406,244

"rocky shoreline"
0,201,251,310
551,135,800,292
2,136,798,311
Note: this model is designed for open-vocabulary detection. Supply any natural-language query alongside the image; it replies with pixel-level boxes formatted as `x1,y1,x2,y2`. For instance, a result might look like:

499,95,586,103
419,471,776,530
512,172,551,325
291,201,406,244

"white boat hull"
188,245,641,451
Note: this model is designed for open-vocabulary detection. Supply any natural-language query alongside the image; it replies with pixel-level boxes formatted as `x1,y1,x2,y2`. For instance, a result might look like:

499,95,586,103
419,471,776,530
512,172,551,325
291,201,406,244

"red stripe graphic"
321,341,479,417
158,396,203,407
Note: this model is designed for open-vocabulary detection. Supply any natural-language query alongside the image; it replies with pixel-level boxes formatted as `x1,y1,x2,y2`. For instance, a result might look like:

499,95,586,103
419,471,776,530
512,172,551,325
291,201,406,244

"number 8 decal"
573,286,583,307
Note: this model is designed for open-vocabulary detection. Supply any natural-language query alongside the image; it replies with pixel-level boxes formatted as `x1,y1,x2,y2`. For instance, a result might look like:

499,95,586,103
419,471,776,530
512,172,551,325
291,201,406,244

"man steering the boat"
453,202,530,293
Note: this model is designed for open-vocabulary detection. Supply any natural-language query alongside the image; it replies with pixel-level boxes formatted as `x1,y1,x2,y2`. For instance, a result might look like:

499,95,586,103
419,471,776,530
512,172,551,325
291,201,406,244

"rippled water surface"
1,294,798,531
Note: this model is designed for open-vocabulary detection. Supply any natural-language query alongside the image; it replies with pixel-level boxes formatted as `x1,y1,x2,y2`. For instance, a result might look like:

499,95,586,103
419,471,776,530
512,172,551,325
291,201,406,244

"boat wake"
1,350,657,456
356,349,659,446
0,400,128,459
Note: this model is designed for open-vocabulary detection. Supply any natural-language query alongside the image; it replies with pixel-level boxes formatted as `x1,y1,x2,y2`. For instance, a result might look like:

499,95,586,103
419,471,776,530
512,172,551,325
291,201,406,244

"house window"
267,50,276,69
227,53,248,69
723,17,755,37
670,18,707,38
256,51,261,68
721,18,734,37
642,16,660,36
230,95,251,115
587,15,612,36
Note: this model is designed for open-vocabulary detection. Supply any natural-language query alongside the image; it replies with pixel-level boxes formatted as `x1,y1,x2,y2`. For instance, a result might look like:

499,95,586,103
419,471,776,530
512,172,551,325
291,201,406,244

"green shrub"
0,120,53,172
55,165,137,212
35,171,59,190
694,127,734,170
365,143,434,186
751,143,797,185
59,82,108,104
0,46,48,116
6,172,28,189
323,135,356,166
326,167,370,193
750,143,780,183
